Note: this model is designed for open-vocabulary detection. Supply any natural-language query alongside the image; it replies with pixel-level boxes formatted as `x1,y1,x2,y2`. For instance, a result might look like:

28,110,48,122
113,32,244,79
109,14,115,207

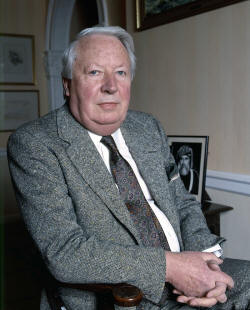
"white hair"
62,26,136,80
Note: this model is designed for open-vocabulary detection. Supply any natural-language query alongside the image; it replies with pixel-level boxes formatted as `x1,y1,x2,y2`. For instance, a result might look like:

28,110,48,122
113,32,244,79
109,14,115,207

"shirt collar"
88,128,122,145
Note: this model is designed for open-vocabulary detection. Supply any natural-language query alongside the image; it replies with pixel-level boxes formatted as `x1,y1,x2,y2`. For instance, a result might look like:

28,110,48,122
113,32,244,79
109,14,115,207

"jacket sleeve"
7,127,166,305
152,117,225,252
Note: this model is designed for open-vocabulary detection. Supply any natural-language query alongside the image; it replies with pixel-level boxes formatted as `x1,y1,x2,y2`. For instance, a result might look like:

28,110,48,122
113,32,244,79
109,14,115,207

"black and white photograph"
168,135,209,202
0,34,35,84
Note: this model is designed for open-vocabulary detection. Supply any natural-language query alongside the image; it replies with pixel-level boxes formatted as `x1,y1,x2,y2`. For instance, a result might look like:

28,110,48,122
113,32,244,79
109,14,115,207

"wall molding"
206,170,250,196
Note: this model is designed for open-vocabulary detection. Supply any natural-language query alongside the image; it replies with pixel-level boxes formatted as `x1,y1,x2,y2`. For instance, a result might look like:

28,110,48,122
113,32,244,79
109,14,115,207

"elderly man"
8,26,250,310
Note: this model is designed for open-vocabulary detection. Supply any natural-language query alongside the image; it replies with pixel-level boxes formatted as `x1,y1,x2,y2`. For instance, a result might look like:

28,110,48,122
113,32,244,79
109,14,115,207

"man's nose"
101,74,118,94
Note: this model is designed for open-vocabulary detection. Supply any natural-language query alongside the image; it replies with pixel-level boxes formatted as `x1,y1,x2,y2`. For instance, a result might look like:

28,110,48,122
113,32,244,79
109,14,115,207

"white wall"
208,188,250,260
126,0,250,175
126,0,250,259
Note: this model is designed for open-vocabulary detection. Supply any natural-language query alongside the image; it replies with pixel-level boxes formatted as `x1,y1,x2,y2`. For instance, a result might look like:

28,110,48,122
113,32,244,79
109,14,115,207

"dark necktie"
101,135,170,251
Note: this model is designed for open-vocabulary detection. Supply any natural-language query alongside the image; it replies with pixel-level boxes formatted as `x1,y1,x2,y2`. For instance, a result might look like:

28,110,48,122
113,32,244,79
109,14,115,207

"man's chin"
89,119,124,136
96,111,127,127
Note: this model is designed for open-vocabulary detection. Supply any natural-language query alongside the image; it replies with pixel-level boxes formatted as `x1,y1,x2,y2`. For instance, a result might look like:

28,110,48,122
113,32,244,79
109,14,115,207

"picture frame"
0,34,35,85
136,0,247,31
0,90,40,131
167,135,209,203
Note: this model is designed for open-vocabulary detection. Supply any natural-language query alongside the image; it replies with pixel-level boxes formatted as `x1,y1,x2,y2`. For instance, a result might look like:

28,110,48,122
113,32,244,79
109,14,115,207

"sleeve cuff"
202,244,223,257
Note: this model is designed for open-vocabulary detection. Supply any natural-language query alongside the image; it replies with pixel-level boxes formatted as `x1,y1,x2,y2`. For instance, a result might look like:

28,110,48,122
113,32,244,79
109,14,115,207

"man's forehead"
74,34,130,68
77,34,124,50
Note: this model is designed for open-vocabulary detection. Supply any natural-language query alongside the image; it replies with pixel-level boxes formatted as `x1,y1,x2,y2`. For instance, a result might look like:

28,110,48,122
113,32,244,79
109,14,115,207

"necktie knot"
101,136,119,162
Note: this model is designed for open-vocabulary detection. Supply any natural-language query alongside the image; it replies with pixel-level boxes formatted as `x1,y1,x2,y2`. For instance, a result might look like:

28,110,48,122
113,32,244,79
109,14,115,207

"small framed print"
0,34,35,85
168,135,209,202
136,0,247,31
0,90,39,132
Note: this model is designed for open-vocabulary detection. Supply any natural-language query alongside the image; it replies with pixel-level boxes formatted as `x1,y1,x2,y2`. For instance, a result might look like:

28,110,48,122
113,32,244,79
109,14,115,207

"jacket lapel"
56,105,142,244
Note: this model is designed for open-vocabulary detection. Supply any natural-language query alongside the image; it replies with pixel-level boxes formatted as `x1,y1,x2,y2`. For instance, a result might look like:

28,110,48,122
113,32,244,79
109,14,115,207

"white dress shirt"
88,129,222,256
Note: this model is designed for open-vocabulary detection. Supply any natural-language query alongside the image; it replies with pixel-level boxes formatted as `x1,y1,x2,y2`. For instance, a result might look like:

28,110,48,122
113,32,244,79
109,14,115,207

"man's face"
178,155,191,176
63,34,131,136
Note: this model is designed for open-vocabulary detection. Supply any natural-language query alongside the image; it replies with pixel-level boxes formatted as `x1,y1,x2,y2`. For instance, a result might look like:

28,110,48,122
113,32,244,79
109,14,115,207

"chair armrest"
57,282,143,307
112,284,143,307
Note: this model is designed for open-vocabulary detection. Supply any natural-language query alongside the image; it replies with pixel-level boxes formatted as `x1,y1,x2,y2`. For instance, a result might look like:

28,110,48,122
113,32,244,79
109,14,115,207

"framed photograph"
168,135,209,202
0,90,39,131
0,34,35,84
136,0,247,31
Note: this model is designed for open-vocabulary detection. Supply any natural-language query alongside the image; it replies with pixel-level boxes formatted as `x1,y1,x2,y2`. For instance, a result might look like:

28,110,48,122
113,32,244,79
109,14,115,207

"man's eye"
89,70,99,75
117,71,126,76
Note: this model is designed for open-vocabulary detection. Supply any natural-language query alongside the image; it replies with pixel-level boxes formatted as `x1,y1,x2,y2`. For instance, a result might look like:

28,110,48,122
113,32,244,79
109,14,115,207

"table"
202,201,233,236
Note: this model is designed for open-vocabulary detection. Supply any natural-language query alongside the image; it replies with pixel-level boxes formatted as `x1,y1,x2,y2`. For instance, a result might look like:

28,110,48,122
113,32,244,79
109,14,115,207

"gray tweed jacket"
7,104,223,309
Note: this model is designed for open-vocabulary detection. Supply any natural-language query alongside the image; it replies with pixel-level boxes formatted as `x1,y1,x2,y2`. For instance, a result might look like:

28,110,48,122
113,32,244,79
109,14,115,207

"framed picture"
136,0,247,31
0,34,35,84
168,135,209,202
0,90,39,131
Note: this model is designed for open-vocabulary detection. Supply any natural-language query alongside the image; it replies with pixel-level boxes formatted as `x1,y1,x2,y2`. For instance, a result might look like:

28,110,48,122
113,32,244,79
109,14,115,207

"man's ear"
62,78,71,97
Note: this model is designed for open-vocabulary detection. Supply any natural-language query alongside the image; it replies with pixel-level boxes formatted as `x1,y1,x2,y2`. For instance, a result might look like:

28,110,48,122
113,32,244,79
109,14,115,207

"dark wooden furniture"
3,215,41,310
46,282,142,310
202,201,233,236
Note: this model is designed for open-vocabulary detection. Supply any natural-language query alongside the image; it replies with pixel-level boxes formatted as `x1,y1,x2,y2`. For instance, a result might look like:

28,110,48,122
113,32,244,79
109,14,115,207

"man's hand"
171,258,233,308
165,252,234,298
174,281,227,308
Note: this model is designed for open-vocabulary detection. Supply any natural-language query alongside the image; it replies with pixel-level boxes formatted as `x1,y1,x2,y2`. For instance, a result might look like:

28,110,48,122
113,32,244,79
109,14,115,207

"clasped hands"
165,252,234,308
